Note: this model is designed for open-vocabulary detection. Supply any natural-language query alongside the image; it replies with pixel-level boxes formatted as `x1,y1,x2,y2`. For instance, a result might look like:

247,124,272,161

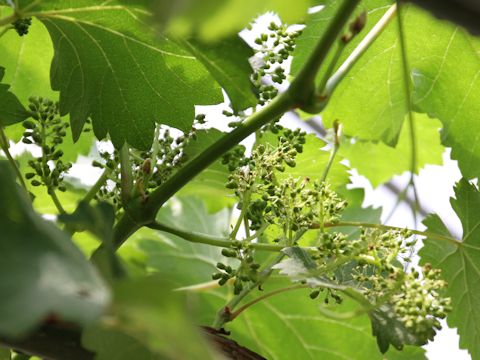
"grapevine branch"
112,0,363,249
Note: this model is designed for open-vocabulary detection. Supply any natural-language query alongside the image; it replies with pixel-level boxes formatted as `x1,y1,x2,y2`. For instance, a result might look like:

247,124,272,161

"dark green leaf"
419,179,480,359
30,1,223,149
0,162,109,338
182,36,257,112
0,67,29,126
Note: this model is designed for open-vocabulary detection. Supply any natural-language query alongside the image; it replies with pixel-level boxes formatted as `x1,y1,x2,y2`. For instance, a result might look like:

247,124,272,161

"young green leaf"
419,179,480,360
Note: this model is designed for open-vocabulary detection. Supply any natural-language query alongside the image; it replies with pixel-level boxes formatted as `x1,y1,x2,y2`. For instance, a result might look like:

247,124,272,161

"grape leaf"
181,36,257,112
0,162,109,338
292,1,480,178
82,277,216,359
178,129,235,213
138,197,232,287
292,0,406,144
0,67,29,126
154,0,314,41
26,1,223,150
340,114,443,187
419,179,480,359
0,13,94,157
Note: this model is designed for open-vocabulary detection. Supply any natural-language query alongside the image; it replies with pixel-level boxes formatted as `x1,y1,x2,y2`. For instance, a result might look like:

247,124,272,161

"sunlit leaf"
419,179,480,359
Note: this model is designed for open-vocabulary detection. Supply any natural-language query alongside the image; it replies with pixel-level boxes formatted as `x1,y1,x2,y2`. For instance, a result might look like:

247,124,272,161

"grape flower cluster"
22,97,73,195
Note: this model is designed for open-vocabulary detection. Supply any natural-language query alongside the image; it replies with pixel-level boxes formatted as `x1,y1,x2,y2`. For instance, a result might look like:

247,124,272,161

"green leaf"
0,14,94,156
0,14,56,104
293,1,480,178
82,277,216,359
292,0,405,144
340,114,443,187
59,201,115,241
0,67,29,126
138,197,232,287
206,277,426,360
182,36,257,112
155,0,313,41
179,129,235,212
28,1,222,150
419,179,480,359
0,162,109,338
410,18,480,179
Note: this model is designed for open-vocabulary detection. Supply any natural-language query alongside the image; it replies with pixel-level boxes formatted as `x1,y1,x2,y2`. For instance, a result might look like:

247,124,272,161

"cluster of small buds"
22,97,72,193
212,242,261,294
93,122,200,209
12,17,32,36
309,287,343,305
314,227,451,339
223,126,348,241
392,264,451,336
315,232,350,257
249,21,302,105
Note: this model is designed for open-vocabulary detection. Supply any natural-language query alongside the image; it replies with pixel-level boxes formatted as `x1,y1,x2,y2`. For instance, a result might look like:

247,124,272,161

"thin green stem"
231,191,250,239
147,221,285,252
323,221,459,245
289,0,361,107
0,126,28,192
230,284,309,321
119,143,133,205
325,4,397,97
212,253,285,329
320,122,341,183
317,41,346,95
395,1,421,214
82,168,111,204
48,188,66,214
